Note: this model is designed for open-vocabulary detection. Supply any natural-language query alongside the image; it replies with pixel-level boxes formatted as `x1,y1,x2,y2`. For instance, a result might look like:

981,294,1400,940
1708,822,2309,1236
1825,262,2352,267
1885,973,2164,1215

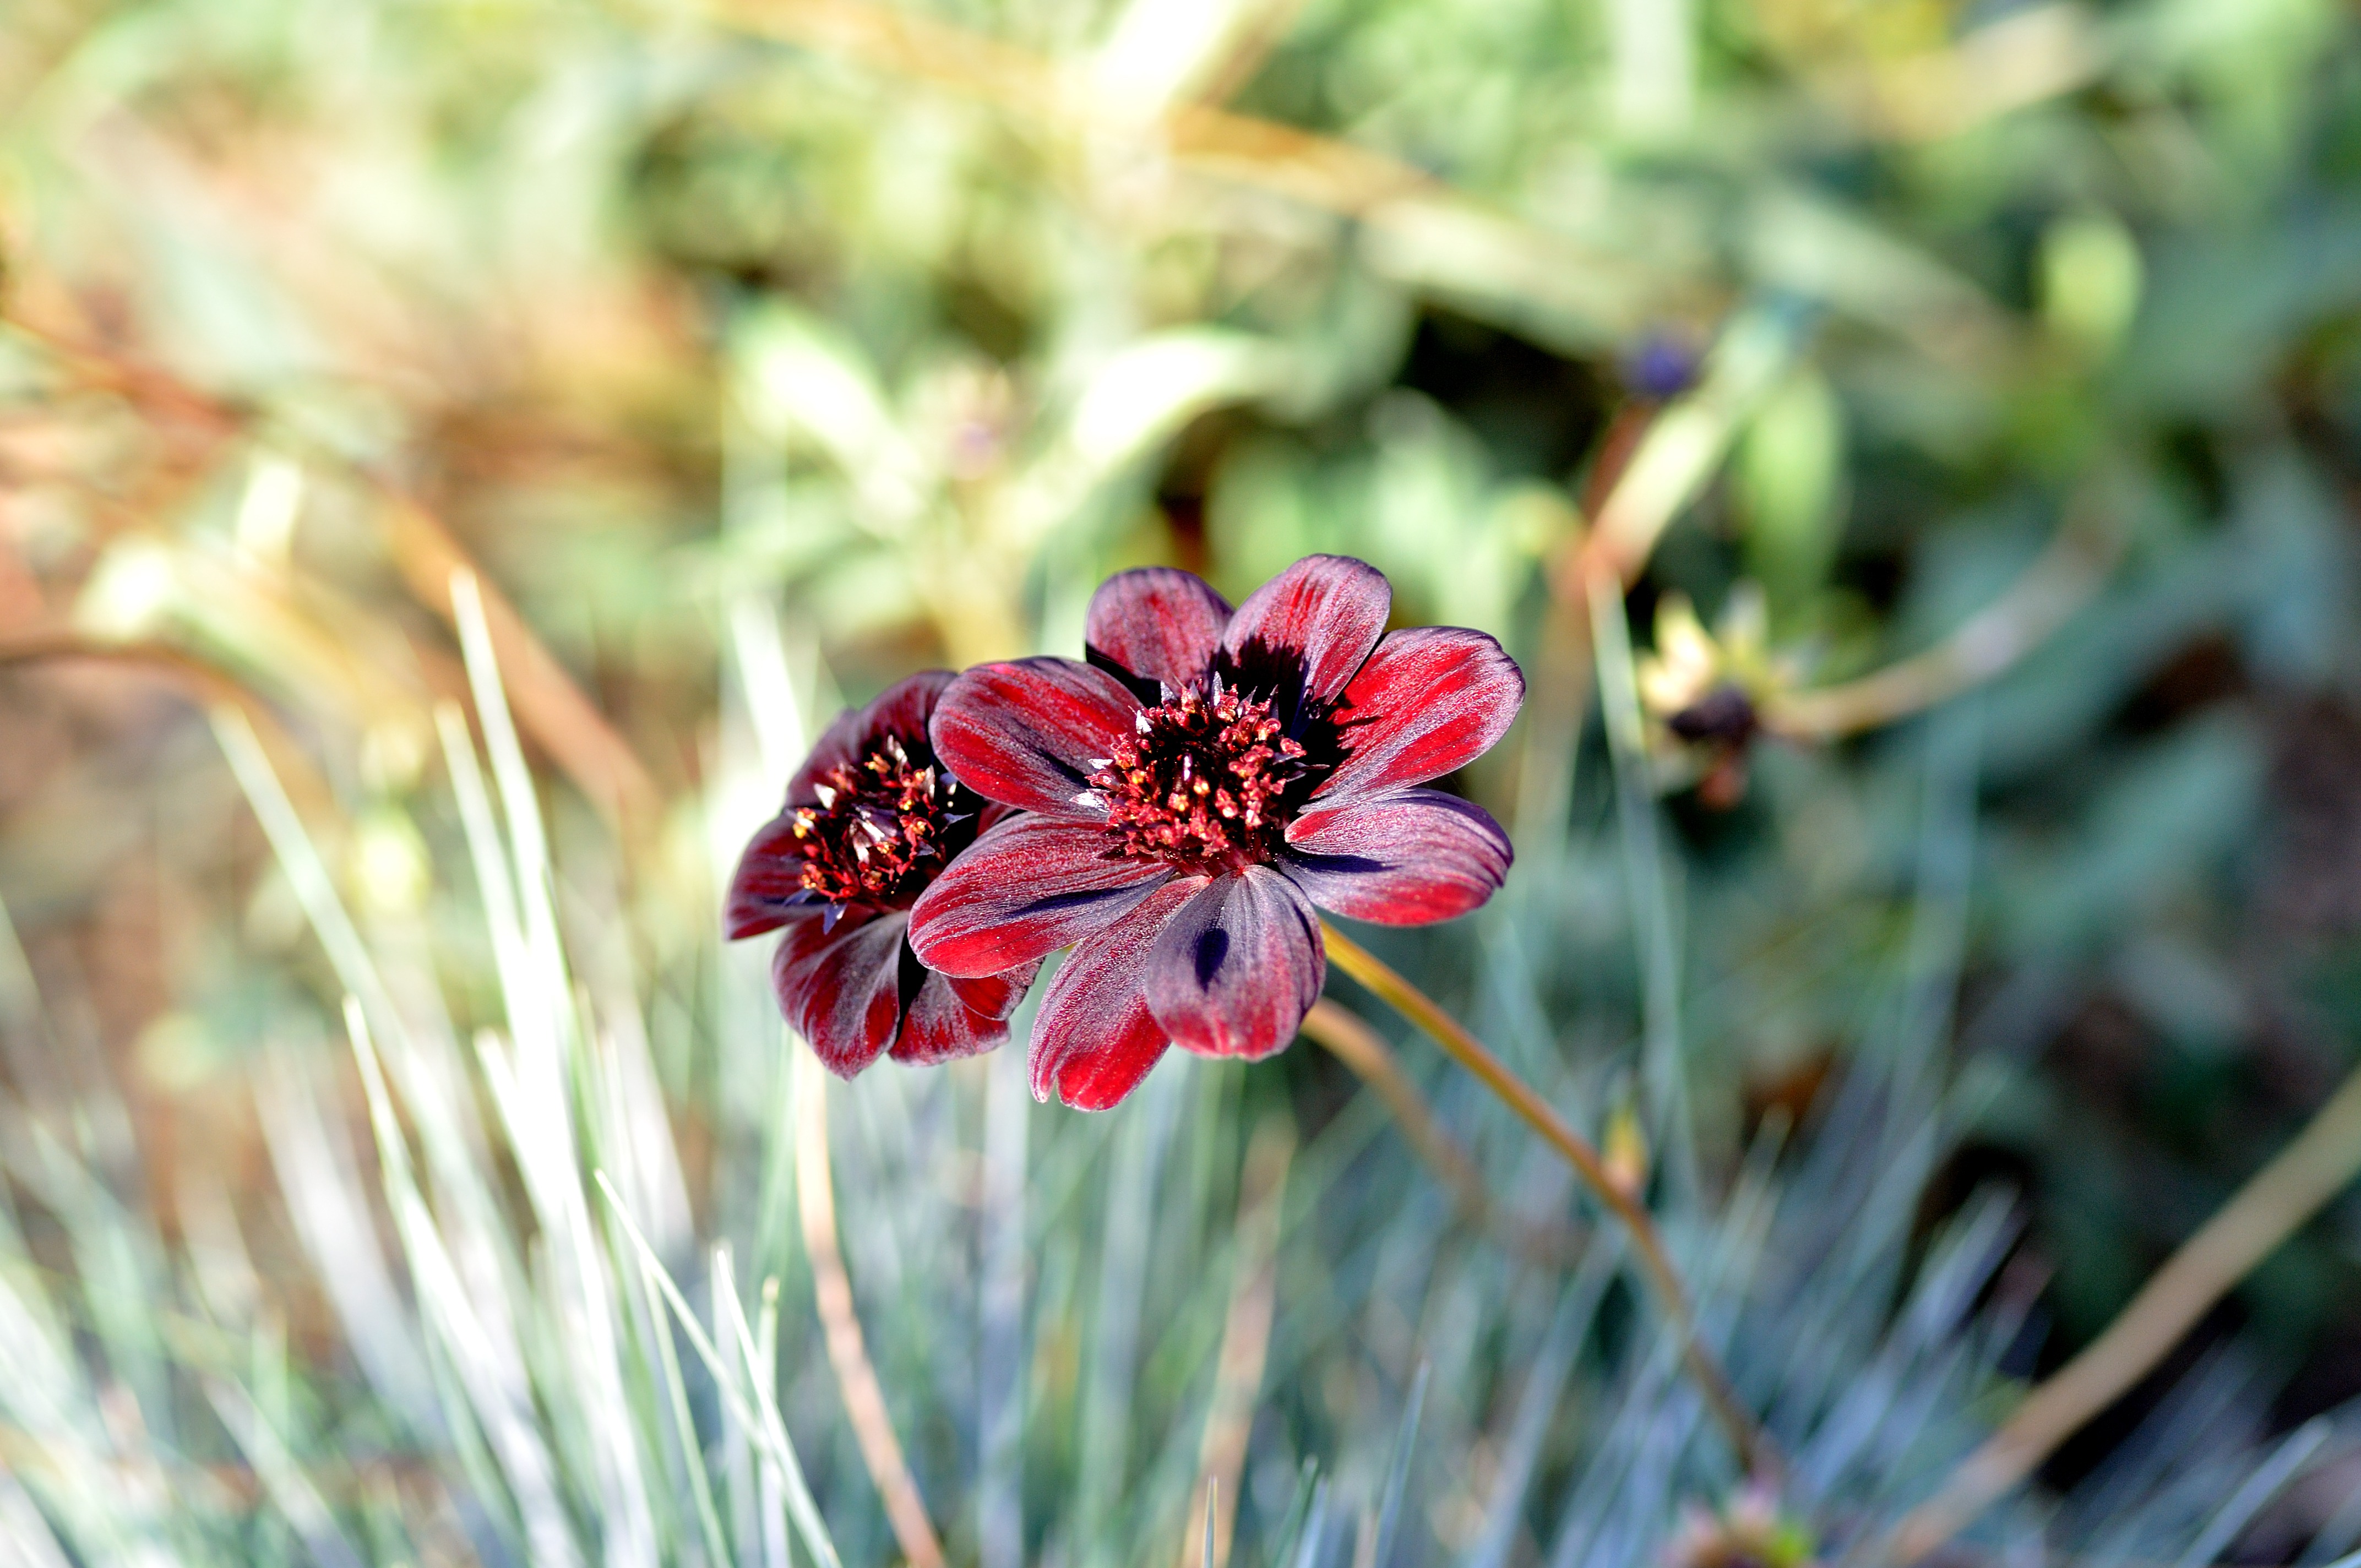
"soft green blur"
3,0,2361,1562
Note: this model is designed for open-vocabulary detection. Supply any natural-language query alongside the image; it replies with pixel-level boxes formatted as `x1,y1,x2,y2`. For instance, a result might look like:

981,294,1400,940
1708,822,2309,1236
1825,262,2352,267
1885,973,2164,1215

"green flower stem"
1319,921,1775,1478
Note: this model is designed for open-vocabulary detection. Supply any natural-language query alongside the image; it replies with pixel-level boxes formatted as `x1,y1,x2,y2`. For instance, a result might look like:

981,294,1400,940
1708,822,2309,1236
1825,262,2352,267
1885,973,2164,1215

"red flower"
908,556,1522,1109
727,672,1038,1077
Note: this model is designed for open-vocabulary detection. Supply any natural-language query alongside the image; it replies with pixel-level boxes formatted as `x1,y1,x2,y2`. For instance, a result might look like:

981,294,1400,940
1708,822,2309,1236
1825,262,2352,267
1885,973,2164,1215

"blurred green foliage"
4,0,2361,1560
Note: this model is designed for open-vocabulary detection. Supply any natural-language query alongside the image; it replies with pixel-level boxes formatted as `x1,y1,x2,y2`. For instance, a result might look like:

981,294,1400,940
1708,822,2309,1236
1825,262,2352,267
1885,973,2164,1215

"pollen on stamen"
1087,685,1326,872
786,737,973,908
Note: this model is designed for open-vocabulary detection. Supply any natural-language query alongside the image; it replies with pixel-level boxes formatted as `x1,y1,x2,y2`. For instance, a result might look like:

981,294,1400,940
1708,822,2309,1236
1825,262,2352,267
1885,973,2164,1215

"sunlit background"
4,0,2361,1562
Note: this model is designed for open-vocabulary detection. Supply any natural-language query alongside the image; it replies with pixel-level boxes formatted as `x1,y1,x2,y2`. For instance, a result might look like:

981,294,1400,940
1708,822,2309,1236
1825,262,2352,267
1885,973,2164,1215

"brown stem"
1874,1055,2361,1566
794,1055,948,1568
1299,999,1586,1267
1317,922,1774,1477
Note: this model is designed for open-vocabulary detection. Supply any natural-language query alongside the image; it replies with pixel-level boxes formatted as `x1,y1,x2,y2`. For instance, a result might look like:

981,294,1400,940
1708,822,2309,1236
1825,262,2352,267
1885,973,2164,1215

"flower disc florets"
1088,681,1322,873
728,672,1039,1081
788,736,970,910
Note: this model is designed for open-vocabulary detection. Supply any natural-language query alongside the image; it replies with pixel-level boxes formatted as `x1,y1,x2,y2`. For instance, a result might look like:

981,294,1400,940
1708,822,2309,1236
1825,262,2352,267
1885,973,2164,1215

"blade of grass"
1176,1117,1292,1568
1878,1052,2361,1564
1299,1000,1585,1266
793,1050,948,1568
1371,1361,1428,1568
1319,922,1772,1478
599,1178,841,1568
1587,563,1698,1204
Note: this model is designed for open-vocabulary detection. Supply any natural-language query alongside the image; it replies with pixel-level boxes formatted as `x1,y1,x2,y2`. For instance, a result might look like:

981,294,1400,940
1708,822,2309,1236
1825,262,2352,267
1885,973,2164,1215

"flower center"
787,737,969,908
1089,685,1320,872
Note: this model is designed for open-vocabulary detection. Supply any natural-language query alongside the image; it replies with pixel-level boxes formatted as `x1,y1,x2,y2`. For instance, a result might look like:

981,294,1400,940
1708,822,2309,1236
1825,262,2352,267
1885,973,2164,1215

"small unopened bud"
1603,1106,1649,1201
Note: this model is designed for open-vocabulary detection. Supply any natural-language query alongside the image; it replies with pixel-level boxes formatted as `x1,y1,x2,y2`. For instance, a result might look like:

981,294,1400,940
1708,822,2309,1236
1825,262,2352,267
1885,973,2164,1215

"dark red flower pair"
725,673,1037,1075
728,556,1524,1108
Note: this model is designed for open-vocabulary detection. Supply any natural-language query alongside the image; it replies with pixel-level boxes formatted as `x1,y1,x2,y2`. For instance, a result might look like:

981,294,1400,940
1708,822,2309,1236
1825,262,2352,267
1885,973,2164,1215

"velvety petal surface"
725,810,814,939
891,966,1011,1066
1085,567,1231,693
1143,865,1324,1061
782,704,865,805
930,657,1139,816
774,910,908,1076
1281,788,1512,925
907,815,1169,977
1220,554,1391,707
948,961,1042,1021
784,669,954,802
1030,879,1203,1110
1317,627,1525,801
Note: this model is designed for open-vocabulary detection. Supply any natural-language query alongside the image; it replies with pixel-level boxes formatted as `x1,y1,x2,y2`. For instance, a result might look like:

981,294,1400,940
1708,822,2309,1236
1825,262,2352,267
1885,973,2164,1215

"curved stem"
1318,922,1775,1478
1301,999,1586,1267
1874,1054,2361,1566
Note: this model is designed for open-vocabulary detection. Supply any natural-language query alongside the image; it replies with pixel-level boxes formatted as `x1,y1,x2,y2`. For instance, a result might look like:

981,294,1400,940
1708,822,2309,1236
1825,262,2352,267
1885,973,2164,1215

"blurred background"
4,0,2361,1562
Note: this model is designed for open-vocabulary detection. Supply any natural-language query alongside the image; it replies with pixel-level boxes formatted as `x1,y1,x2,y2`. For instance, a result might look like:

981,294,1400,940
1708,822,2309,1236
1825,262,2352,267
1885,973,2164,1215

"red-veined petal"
1280,788,1511,924
784,669,955,803
1316,627,1524,801
930,657,1140,816
774,910,907,1076
1220,555,1390,707
948,961,1042,1021
891,968,1013,1066
1030,879,1203,1109
1142,865,1324,1061
907,815,1169,977
726,811,814,939
1086,567,1231,692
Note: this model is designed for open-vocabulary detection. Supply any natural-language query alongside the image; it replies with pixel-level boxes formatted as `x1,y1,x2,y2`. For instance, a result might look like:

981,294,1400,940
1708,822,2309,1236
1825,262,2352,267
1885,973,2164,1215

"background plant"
3,0,2361,1562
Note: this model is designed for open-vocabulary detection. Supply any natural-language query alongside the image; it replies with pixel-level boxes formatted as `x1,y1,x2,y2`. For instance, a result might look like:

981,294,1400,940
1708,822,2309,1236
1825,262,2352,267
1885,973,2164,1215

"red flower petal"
732,670,963,940
1280,788,1511,925
1220,554,1391,707
890,968,1013,1066
774,910,908,1076
1143,865,1324,1061
786,669,955,803
1316,627,1524,801
948,961,1042,1021
726,810,813,939
1030,879,1203,1109
930,657,1140,816
1085,567,1231,692
907,815,1169,977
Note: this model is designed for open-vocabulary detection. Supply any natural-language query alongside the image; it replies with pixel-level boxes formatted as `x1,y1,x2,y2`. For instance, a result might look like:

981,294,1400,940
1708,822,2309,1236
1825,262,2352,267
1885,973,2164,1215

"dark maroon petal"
782,705,866,805
1280,788,1511,925
929,657,1140,816
890,967,1012,1066
1220,555,1391,707
908,815,1169,977
726,811,813,939
851,669,955,755
1316,627,1524,801
1085,567,1231,692
948,961,1042,1021
774,909,907,1077
1030,879,1203,1109
782,671,953,807
1142,865,1324,1061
